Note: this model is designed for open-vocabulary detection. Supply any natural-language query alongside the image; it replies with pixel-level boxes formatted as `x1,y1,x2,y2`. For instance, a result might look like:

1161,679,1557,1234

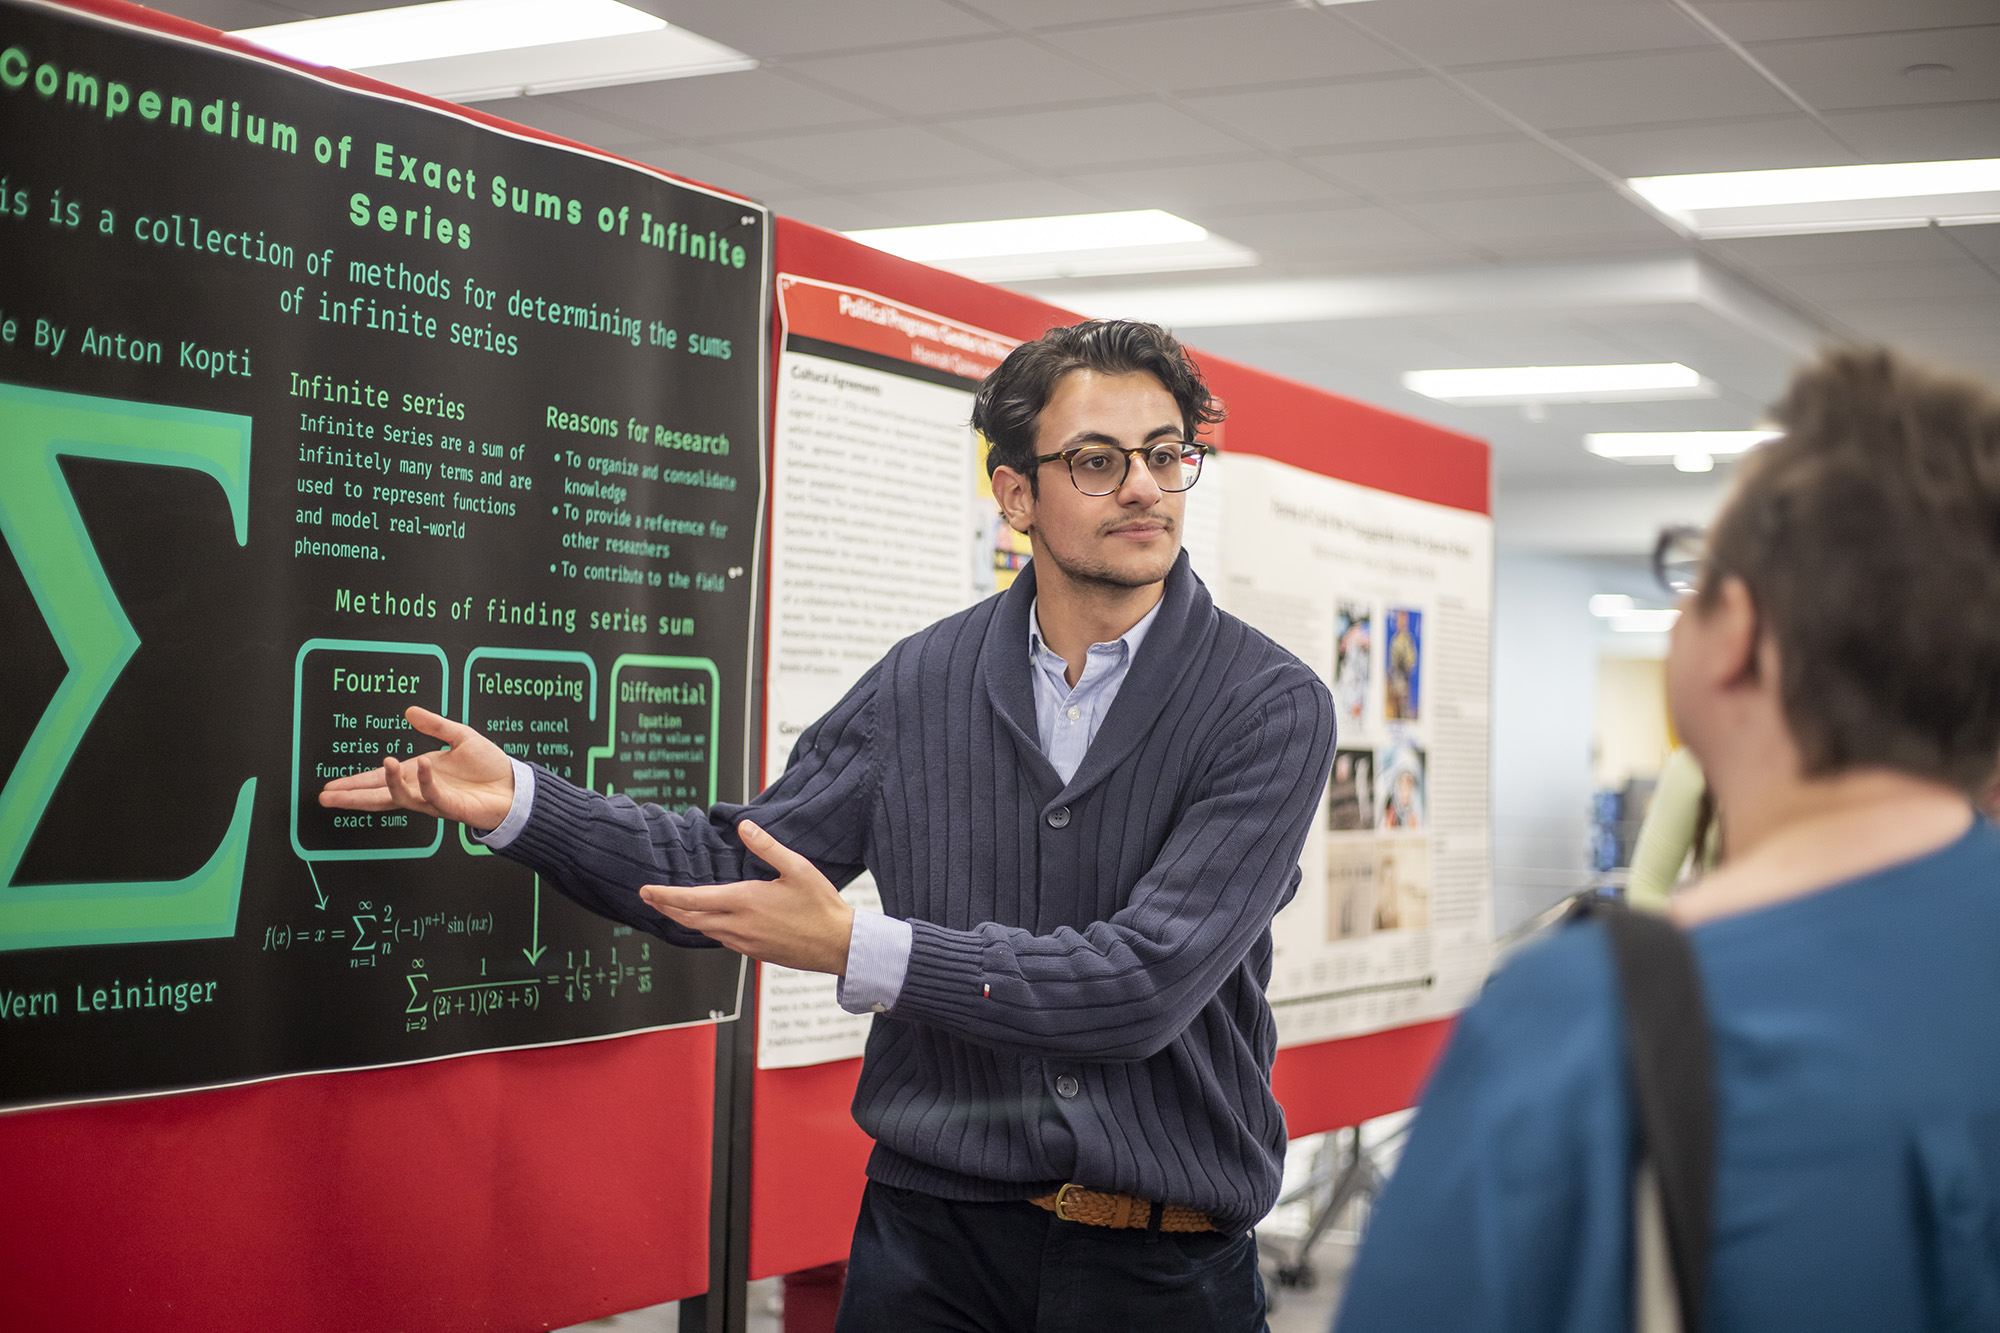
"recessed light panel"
1586,430,1779,464
846,211,1257,283
1402,363,1710,405
1629,159,2000,238
234,0,755,102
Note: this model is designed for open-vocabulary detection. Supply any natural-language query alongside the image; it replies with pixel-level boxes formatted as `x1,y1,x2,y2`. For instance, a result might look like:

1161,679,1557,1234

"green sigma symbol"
0,382,256,951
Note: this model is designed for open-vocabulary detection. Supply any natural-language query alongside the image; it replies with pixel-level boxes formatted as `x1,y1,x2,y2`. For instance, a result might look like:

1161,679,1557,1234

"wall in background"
1594,657,1673,792
1490,550,1599,935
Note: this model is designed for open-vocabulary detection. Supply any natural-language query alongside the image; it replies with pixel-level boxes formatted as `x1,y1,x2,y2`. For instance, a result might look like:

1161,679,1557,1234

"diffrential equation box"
291,639,449,860
589,655,721,807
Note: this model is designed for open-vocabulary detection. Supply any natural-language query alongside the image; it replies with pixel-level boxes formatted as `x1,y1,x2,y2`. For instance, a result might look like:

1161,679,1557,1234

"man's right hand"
318,706,516,830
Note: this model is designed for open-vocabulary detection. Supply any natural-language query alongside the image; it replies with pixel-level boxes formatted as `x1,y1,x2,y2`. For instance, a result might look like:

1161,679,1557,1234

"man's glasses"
1033,442,1208,497
1653,524,1705,597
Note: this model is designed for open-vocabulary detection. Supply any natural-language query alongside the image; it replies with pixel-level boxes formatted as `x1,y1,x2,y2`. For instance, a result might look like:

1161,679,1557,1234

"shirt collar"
1028,595,1163,666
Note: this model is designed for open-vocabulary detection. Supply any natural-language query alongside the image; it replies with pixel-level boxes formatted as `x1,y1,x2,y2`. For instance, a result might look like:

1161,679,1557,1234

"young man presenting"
324,320,1335,1331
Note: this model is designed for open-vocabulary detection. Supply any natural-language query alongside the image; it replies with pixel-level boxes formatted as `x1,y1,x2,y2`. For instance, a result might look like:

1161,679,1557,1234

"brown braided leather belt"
1028,1183,1220,1233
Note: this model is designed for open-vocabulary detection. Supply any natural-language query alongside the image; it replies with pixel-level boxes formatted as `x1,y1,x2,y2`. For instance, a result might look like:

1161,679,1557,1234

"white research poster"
1216,454,1495,1047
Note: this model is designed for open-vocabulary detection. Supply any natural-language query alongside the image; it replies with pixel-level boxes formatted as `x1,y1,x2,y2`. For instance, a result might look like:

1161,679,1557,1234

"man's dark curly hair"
973,320,1224,493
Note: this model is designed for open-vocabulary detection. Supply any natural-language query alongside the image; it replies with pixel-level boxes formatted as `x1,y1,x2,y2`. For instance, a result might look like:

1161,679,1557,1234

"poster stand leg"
683,983,757,1333
1272,1120,1408,1291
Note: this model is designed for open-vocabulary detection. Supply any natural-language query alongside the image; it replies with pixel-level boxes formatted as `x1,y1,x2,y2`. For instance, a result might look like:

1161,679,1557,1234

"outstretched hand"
640,821,855,975
318,706,516,830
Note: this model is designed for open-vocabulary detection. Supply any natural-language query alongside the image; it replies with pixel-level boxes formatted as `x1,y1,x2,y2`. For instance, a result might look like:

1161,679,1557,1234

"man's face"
1005,369,1187,592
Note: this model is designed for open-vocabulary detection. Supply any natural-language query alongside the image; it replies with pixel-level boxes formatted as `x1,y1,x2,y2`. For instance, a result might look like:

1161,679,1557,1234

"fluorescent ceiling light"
1402,363,1711,405
1630,159,2000,238
846,211,1258,283
1587,430,1779,467
1590,595,1680,632
234,0,755,102
1610,610,1681,634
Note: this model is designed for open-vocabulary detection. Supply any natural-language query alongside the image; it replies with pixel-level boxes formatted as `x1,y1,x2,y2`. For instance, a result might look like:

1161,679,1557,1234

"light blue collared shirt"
478,595,1161,1016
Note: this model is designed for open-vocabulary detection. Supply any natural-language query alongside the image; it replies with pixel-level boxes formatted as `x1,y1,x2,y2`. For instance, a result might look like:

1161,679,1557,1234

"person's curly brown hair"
1702,346,2000,791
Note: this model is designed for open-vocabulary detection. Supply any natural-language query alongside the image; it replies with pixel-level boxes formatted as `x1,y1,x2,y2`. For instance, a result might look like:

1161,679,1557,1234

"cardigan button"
1047,806,1070,829
1055,1074,1080,1099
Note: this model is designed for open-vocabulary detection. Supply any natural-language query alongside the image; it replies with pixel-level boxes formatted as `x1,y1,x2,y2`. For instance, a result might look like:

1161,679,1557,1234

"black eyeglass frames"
1031,442,1208,497
1653,524,1705,597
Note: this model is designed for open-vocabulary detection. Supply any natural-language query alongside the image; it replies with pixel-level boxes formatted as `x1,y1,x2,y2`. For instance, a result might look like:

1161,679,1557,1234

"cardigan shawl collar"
980,550,1215,808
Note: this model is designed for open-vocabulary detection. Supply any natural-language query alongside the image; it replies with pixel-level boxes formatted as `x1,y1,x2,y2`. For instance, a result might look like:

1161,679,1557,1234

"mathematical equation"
260,899,495,966
402,943,654,1031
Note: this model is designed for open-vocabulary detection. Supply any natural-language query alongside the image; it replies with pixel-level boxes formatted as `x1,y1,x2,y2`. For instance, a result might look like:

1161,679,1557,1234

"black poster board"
0,0,767,1108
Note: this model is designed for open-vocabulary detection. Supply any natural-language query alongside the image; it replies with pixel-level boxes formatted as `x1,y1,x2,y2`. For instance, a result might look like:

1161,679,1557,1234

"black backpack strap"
1571,898,1716,1333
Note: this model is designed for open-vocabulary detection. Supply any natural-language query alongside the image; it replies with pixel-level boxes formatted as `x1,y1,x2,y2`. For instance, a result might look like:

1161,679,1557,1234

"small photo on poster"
1324,839,1433,940
1325,840,1378,942
1377,741,1427,830
1326,746,1375,831
1372,840,1432,933
1333,602,1372,729
1384,606,1423,720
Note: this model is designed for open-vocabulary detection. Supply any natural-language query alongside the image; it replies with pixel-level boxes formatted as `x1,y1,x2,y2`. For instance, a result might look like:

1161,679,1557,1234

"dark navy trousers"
835,1182,1269,1333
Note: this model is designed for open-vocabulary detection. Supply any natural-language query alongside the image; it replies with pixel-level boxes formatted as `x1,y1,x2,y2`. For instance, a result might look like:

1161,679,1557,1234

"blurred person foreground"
1336,346,2000,1333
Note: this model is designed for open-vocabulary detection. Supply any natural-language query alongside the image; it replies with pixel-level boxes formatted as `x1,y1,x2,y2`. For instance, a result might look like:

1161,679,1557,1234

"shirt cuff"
835,910,913,1015
471,758,537,850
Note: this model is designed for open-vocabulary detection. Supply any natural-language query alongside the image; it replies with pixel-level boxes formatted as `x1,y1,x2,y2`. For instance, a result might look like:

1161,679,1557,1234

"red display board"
0,1026,717,1331
751,217,1488,1279
0,4,749,1329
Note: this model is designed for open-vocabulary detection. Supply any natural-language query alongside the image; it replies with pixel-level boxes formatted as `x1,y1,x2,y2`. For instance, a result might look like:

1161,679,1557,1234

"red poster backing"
2,3,750,1329
752,218,1487,1279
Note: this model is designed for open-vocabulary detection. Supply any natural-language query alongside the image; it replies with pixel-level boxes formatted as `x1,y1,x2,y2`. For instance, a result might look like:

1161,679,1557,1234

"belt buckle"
1053,1182,1080,1222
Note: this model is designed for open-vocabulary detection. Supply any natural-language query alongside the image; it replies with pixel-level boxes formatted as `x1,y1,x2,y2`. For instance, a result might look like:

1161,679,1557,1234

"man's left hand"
639,821,856,975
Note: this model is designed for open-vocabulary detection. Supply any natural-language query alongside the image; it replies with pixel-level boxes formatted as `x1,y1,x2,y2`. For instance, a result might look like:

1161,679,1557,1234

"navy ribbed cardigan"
501,552,1337,1233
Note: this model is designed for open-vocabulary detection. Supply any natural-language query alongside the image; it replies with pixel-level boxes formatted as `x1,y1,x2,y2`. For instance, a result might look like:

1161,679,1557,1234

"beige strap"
1634,1162,1683,1333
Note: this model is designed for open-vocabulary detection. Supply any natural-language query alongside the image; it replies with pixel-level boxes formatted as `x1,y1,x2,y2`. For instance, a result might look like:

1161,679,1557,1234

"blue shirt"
483,595,1161,1014
1336,819,2000,1333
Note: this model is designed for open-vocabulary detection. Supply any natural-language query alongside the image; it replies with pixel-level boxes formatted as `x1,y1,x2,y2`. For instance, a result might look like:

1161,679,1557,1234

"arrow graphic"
523,873,546,965
306,859,328,911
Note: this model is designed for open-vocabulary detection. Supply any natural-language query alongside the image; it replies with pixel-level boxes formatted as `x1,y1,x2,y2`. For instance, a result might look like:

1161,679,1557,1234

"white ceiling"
151,0,2000,550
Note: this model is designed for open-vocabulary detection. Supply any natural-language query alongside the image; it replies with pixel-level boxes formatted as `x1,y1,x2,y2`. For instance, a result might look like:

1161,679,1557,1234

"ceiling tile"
1699,0,2000,43
1824,293,2000,334
1946,222,2000,262
1082,157,1352,215
1336,0,1713,68
1455,48,1796,132
147,0,295,27
788,36,1119,117
1043,8,1411,92
1820,101,2000,160
1189,75,1513,151
475,97,657,150
1198,203,1475,263
1309,138,1598,197
647,0,997,58
565,70,881,141
1398,185,1675,246
939,101,1249,169
841,177,1114,226
1711,225,1969,271
757,192,906,232
1556,114,1854,175
722,124,1015,189
1767,258,2000,303
625,144,813,199
1749,26,2000,111
958,0,1273,28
